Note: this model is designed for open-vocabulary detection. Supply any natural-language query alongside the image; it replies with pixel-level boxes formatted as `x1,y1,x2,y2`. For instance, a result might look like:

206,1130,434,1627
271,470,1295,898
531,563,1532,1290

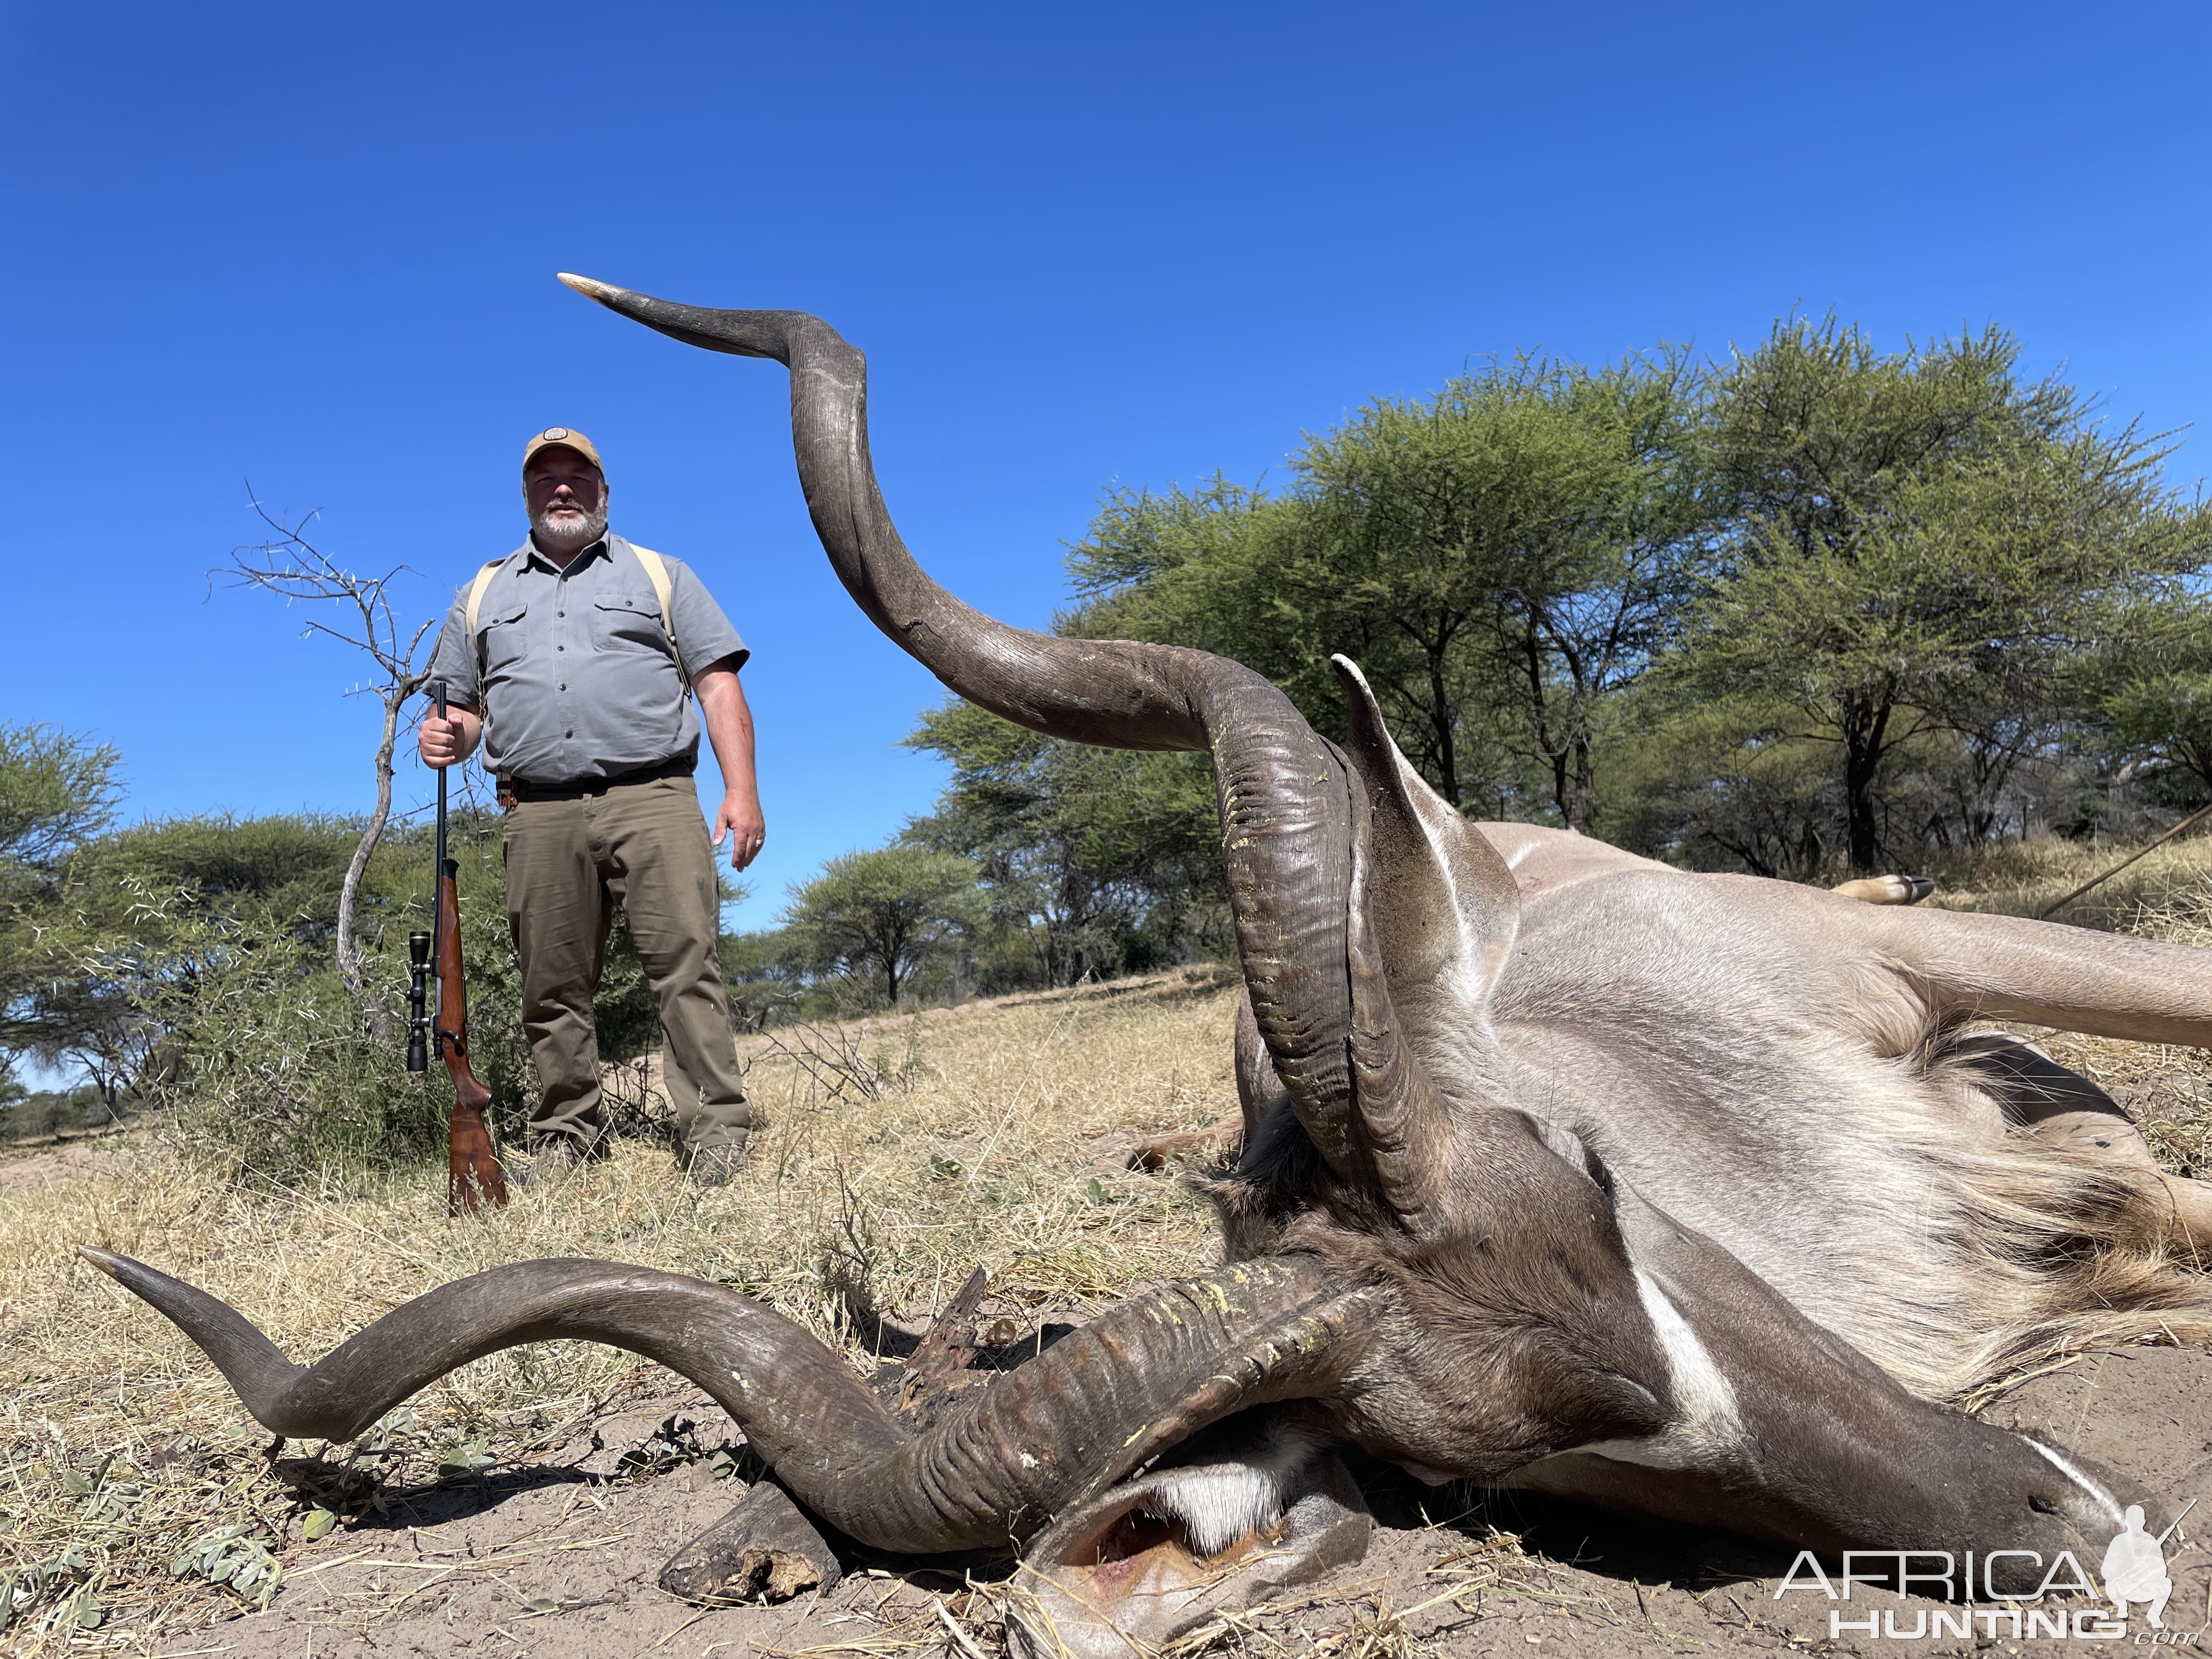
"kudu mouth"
78,1248,1367,1554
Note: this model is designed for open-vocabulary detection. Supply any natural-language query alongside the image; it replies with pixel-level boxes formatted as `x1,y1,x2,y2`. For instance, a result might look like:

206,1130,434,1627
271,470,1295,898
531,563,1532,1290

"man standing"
418,427,763,1183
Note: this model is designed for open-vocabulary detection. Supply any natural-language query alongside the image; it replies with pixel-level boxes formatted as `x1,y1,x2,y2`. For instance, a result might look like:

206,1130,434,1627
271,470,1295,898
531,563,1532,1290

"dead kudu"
85,285,2212,1655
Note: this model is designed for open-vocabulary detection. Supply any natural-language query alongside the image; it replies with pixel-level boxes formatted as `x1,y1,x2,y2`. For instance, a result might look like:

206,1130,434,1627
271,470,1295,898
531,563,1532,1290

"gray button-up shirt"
427,531,748,786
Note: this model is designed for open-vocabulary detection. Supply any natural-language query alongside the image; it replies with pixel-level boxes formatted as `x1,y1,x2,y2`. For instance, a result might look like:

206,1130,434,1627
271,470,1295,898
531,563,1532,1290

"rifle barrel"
2154,1496,2196,1548
432,679,448,979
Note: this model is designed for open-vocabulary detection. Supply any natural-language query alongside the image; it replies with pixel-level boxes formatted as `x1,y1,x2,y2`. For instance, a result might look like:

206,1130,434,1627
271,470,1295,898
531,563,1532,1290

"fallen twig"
933,1597,990,1659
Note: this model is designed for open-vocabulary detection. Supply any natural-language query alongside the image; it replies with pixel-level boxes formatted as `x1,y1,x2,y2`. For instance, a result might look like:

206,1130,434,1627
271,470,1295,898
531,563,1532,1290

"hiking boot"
683,1136,751,1187
520,1134,605,1182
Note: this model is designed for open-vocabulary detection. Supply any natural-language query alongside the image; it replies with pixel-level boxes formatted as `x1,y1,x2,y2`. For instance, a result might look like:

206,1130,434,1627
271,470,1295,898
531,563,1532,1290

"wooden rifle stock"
430,679,507,1216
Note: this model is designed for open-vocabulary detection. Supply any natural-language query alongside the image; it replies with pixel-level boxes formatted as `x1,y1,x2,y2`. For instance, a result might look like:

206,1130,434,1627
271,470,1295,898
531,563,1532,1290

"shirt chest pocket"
475,599,531,680
592,592,670,657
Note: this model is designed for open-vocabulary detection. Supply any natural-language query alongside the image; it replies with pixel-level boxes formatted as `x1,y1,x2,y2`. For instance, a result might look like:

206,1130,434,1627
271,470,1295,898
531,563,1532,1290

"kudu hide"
83,284,2212,1656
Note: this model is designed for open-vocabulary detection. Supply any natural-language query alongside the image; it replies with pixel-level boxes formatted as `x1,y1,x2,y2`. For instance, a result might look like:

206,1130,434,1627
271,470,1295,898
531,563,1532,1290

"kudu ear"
1331,656,1520,1014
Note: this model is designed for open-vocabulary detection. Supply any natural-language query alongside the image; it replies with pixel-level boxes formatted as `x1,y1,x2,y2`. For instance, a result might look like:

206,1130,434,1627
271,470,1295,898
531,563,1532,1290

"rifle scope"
405,929,432,1073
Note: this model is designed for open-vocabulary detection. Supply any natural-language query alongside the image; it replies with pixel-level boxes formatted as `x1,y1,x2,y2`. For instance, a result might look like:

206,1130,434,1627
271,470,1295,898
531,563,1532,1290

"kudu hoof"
1005,1442,1372,1659
1125,1122,1242,1172
659,1479,843,1605
1833,872,1936,905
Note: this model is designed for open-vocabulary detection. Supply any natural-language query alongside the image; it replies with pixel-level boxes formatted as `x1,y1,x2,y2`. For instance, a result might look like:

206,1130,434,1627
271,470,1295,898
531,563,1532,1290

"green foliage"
0,746,396,1140
1068,351,1708,827
0,724,121,870
905,697,1224,987
717,926,808,1026
0,725,125,1054
0,766,746,1173
170,1523,281,1605
136,805,549,1176
87,820,452,1173
1672,314,2210,868
2,1082,112,1144
782,845,985,1007
1604,693,1835,877
103,812,360,910
2094,589,2212,802
1056,318,2212,874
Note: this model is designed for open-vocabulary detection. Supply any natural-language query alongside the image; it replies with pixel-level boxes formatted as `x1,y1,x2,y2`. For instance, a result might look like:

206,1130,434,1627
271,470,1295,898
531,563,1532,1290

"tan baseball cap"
522,426,604,475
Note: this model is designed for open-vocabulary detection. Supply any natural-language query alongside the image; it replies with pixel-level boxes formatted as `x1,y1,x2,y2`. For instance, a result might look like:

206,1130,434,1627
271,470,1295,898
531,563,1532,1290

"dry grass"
1919,826,2212,927
0,967,1241,1649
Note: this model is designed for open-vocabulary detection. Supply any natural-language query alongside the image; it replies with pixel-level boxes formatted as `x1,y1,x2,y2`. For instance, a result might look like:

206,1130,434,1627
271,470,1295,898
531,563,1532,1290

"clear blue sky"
4,1,2206,930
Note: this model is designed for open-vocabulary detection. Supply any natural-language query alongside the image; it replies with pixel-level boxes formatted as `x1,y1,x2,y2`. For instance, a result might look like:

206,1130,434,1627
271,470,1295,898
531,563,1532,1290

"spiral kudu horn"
81,1249,1365,1553
557,276,1451,1220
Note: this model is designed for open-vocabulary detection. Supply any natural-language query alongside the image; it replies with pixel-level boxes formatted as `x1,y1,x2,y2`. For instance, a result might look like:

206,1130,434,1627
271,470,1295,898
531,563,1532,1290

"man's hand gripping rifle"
406,679,509,1215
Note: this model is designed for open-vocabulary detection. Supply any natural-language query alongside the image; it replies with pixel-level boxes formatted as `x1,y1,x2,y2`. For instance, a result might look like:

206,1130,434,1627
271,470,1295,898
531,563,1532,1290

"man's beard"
533,503,608,551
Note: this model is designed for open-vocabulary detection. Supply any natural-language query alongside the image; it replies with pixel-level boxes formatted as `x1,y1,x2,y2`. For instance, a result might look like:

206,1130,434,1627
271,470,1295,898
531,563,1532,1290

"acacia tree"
0,724,123,1048
2096,589,2212,803
1068,478,1515,806
0,725,129,1111
1685,317,2209,871
1305,353,1706,827
905,697,1222,985
783,845,984,1007
1067,354,1706,828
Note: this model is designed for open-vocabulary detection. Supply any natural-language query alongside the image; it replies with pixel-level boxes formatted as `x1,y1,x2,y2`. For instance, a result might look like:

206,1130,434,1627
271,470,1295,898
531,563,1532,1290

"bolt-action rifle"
405,679,508,1215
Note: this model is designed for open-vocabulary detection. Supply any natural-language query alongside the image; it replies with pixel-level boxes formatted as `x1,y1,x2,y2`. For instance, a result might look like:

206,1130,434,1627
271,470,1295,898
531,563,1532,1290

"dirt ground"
72,1338,2203,1659
0,1143,131,1195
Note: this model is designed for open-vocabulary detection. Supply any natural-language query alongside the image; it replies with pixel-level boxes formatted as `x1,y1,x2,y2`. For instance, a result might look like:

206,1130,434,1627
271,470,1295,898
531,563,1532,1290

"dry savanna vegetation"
2,968,1241,1651
4,843,2212,1657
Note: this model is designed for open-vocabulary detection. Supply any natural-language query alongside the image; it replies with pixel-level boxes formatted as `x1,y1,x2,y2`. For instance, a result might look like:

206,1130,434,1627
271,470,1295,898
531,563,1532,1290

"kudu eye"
1608,1373,1662,1410
1534,1120,1615,1197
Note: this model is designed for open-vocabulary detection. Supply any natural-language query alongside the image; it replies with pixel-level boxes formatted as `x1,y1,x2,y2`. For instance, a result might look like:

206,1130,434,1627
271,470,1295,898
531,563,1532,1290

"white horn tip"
557,272,623,302
1329,653,1373,691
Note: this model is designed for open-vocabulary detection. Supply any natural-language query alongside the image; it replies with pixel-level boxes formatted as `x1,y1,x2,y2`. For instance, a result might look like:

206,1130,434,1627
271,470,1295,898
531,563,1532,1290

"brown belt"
497,757,695,808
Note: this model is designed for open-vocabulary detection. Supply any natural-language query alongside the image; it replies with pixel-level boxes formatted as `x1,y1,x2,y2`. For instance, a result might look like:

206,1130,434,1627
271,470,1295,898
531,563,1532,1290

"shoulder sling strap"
626,543,681,670
463,560,505,638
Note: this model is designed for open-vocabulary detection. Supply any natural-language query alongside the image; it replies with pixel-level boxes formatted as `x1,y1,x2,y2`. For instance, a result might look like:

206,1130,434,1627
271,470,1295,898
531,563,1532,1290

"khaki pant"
503,776,751,1153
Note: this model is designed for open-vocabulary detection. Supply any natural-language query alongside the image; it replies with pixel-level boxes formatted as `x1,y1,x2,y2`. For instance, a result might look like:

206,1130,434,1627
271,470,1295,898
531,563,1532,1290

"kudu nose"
2023,1437,2131,1527
1960,1435,2134,1595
